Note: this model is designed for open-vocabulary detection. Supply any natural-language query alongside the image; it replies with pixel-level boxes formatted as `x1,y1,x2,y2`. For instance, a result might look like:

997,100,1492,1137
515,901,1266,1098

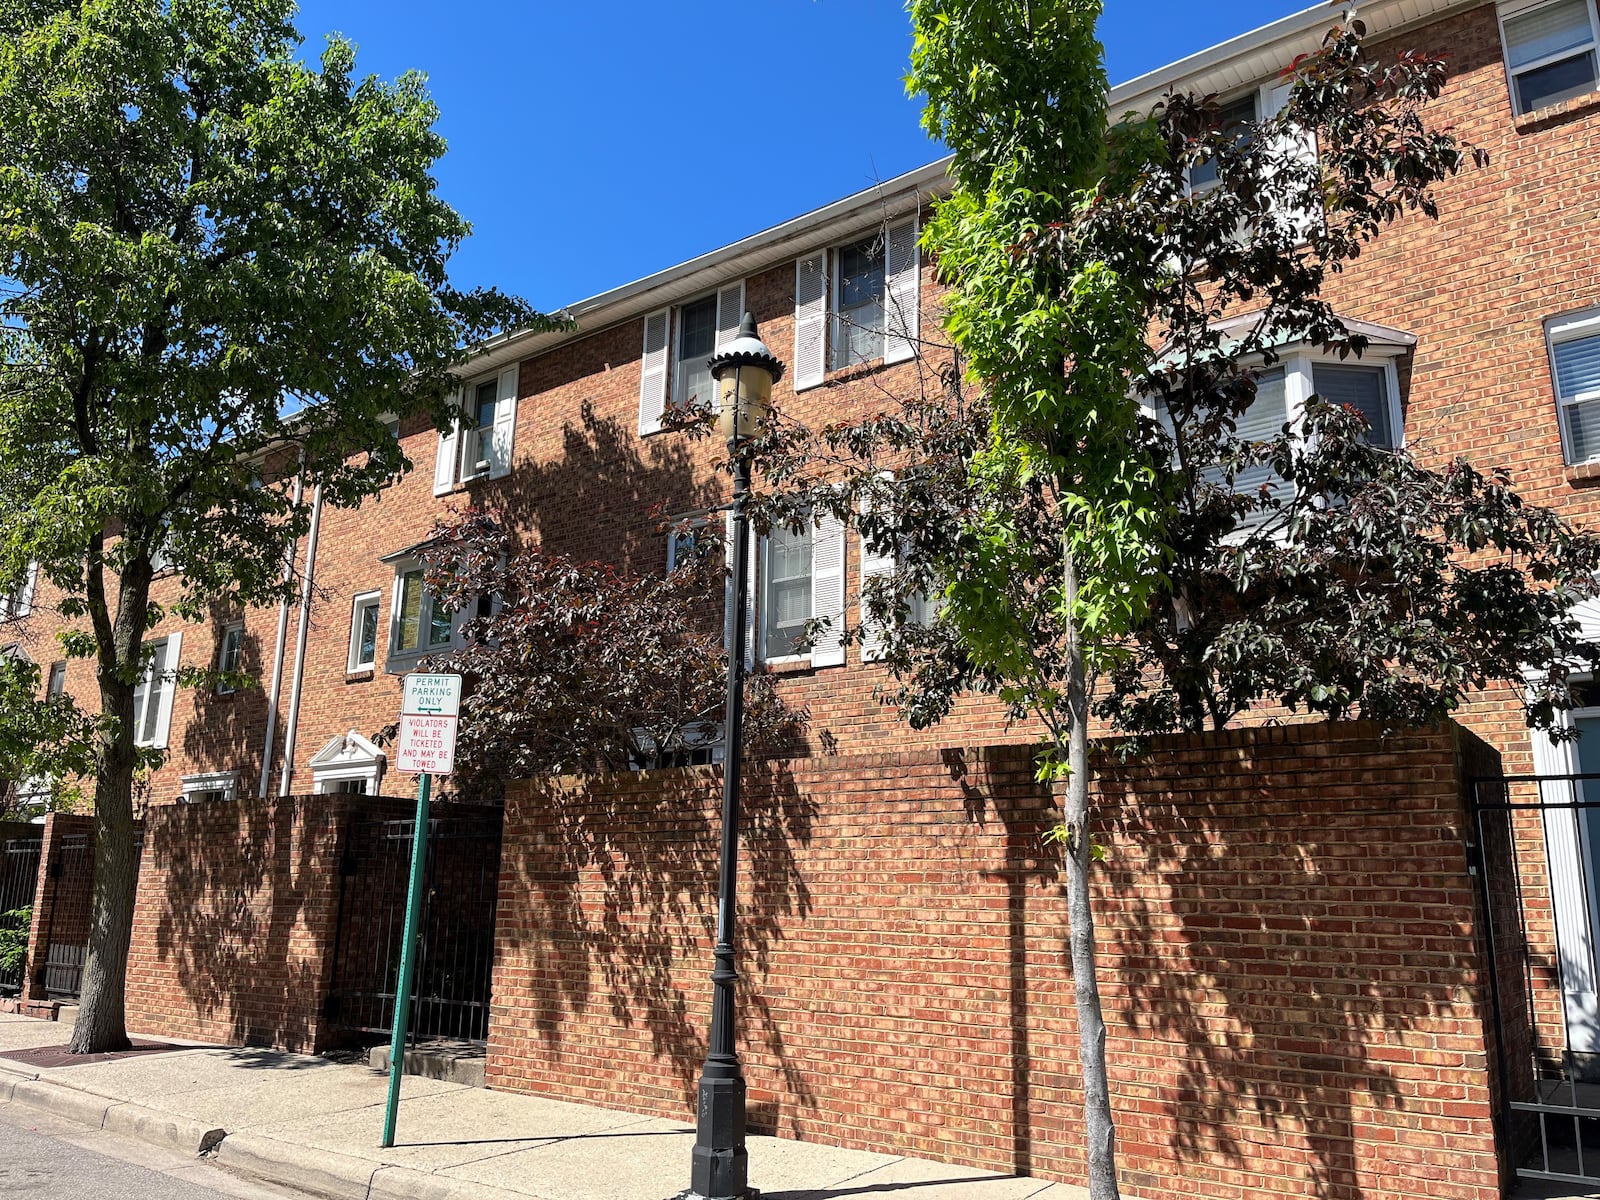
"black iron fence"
0,833,42,995
324,804,502,1045
1471,772,1600,1188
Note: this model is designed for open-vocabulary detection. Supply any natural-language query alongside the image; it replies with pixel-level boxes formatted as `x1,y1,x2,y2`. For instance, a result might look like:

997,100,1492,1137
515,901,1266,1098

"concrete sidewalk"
0,1014,1087,1200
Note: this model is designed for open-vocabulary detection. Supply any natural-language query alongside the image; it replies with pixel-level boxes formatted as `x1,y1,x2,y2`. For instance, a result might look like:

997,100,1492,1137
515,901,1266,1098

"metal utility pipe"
258,466,305,799
278,481,324,797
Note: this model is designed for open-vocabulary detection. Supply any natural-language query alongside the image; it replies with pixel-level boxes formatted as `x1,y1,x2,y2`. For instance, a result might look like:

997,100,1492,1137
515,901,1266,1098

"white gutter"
277,481,324,798
257,466,305,799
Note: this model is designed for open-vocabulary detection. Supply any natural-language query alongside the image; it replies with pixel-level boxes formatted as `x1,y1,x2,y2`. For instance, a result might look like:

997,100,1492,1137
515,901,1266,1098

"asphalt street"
0,1103,315,1199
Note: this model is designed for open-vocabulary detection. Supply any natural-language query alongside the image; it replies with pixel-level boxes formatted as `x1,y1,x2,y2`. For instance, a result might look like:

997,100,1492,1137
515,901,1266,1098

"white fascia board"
1111,0,1481,114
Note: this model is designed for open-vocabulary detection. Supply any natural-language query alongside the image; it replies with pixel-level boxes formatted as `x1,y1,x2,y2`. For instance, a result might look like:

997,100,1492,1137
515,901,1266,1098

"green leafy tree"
0,0,558,1052
741,8,1519,1195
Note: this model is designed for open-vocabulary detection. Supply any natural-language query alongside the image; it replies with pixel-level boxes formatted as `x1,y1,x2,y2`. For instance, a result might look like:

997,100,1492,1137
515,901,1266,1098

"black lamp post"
685,312,783,1200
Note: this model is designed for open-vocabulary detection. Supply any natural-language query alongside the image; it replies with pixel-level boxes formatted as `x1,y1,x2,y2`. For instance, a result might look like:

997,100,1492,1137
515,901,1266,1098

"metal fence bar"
1471,772,1600,1185
0,836,43,995
324,805,502,1046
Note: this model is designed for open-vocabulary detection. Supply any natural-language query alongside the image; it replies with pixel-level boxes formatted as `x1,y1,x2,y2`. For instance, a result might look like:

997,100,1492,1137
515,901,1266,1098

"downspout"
258,461,305,799
278,481,325,797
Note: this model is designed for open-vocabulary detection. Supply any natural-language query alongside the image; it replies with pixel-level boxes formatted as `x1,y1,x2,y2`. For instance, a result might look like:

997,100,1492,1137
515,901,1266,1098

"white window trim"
214,621,244,694
457,366,519,485
1498,0,1600,116
181,770,239,803
794,216,920,392
309,729,386,795
348,591,382,672
641,283,747,437
0,561,38,621
132,631,182,749
756,514,846,668
759,526,815,667
387,563,464,671
1548,307,1600,464
1185,89,1261,195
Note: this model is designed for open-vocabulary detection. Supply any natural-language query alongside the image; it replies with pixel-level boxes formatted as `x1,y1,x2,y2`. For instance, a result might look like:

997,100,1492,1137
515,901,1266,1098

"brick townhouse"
4,0,1599,804
4,0,1600,1192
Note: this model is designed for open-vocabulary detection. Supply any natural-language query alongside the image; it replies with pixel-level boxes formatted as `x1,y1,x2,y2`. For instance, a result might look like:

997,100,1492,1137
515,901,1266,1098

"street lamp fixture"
684,312,783,1200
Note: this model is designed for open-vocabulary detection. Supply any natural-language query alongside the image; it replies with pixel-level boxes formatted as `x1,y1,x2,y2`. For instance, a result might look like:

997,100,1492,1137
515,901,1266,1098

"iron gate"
324,805,502,1044
38,832,94,998
0,833,42,995
1471,772,1600,1187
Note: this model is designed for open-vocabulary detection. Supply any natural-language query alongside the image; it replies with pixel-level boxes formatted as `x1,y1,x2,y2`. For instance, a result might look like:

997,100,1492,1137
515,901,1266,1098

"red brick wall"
488,721,1504,1200
125,793,351,1051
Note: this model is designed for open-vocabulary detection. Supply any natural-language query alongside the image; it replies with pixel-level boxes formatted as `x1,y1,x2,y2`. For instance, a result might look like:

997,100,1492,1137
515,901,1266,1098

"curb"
217,1131,544,1200
5,1077,226,1156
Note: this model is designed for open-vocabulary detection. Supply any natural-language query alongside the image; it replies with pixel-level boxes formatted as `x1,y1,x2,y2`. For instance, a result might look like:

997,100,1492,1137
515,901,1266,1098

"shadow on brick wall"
1092,728,1491,1198
131,794,344,1051
497,759,819,1122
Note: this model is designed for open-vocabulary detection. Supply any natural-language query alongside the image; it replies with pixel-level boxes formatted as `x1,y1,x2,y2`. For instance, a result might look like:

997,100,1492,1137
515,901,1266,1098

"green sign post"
380,672,460,1149
380,770,430,1149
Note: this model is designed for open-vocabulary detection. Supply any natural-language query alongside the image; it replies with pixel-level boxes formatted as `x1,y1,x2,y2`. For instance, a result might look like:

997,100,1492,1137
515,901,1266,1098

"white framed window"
390,566,457,662
348,591,381,672
131,632,182,749
1548,309,1600,463
666,515,713,574
638,283,745,435
1188,93,1259,191
181,771,238,804
46,661,66,700
1500,0,1600,115
0,561,37,621
1158,348,1405,524
309,729,385,795
434,366,518,495
214,621,244,694
754,513,846,667
793,217,919,391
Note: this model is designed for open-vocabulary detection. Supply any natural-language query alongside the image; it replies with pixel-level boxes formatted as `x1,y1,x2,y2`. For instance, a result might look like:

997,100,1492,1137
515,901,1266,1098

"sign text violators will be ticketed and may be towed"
396,673,462,775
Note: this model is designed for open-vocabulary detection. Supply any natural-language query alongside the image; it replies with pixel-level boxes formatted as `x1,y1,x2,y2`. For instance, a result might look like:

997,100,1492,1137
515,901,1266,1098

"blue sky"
291,0,1310,313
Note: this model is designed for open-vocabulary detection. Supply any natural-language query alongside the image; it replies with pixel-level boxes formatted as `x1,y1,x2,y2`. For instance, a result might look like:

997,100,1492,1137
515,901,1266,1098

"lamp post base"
687,1069,751,1200
666,1191,760,1200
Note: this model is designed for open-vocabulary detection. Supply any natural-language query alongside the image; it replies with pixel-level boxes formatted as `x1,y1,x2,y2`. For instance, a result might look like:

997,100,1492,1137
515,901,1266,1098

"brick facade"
486,722,1504,1200
124,794,352,1051
5,0,1589,805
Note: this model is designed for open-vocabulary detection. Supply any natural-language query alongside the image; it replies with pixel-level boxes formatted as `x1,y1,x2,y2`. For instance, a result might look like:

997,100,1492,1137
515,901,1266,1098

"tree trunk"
1063,550,1120,1199
69,570,147,1055
68,750,137,1053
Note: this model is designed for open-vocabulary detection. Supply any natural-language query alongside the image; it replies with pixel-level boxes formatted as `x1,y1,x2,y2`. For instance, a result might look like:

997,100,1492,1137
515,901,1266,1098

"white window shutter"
639,309,671,434
151,630,182,749
715,282,746,351
433,390,462,497
16,562,37,617
884,218,920,365
1261,80,1320,242
793,253,828,391
1534,728,1600,1053
810,512,846,668
723,512,756,671
488,366,518,479
859,506,897,664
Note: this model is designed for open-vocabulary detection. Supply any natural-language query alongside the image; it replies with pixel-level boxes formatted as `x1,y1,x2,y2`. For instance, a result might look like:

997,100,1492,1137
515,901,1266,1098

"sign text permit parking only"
396,673,462,775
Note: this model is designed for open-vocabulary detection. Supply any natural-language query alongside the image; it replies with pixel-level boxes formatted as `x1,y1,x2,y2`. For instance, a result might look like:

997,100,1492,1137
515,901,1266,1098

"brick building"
2,0,1594,808
5,0,1600,1189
